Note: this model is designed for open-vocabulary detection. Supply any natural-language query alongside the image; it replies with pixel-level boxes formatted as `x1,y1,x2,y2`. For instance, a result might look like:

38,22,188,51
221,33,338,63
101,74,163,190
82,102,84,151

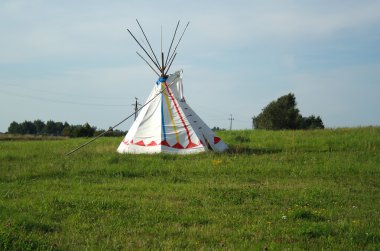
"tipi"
117,20,228,154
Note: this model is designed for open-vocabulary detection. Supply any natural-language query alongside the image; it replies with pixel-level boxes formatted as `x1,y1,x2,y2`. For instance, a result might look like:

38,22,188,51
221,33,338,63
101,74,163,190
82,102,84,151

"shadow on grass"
227,145,282,155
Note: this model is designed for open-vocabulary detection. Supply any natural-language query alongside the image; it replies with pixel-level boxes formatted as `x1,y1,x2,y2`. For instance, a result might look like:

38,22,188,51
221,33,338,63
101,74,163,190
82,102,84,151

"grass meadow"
0,127,379,250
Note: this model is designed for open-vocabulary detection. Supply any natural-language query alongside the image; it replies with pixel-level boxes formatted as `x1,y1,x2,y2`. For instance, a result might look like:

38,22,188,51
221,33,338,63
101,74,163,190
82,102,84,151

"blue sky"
1,0,379,132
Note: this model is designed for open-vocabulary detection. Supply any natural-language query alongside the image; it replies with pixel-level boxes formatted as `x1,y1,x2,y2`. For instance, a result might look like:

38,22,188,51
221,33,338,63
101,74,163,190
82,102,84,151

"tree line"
7,120,126,137
6,93,322,135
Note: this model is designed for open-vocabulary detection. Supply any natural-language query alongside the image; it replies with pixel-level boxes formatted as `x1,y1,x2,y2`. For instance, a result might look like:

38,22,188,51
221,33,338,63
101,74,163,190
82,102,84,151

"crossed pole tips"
127,19,190,77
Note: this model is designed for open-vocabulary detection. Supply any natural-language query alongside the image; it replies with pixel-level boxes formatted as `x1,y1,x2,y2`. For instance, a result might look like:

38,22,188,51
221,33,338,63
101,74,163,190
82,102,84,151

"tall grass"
0,127,379,250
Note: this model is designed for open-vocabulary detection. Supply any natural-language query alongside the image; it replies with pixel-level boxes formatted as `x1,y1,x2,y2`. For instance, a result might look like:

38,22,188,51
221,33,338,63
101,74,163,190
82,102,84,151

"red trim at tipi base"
135,140,145,146
214,136,221,144
186,142,198,149
160,140,170,147
127,139,203,149
147,141,158,146
172,142,184,149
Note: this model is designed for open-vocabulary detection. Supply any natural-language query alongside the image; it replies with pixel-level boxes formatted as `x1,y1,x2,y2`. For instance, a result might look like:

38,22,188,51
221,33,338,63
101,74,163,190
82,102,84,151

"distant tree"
253,93,301,130
7,120,122,137
62,122,72,137
300,115,324,129
33,120,46,134
55,122,64,135
211,126,225,131
69,125,80,137
8,121,37,134
101,129,127,137
253,93,324,130
45,120,64,135
76,123,96,137
111,129,126,137
8,121,21,134
45,120,57,135
20,120,37,134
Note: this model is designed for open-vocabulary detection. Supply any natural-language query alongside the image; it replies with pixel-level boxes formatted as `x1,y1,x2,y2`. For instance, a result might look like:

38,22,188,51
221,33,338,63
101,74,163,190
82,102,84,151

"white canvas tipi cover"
117,70,228,154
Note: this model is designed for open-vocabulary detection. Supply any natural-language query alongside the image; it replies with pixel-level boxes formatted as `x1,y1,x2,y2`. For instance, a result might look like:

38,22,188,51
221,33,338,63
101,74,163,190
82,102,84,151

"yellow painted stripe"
162,83,180,143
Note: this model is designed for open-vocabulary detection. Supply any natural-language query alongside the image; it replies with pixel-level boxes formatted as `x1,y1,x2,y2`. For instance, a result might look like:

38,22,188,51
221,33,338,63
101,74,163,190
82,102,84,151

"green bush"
253,93,324,130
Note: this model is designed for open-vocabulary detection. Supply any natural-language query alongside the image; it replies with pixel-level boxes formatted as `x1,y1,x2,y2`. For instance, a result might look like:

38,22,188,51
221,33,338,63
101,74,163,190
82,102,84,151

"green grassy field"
0,127,379,250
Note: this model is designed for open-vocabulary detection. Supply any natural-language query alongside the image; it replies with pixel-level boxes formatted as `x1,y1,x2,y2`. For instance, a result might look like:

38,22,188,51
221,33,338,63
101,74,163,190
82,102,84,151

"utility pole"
228,114,234,130
132,97,141,121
